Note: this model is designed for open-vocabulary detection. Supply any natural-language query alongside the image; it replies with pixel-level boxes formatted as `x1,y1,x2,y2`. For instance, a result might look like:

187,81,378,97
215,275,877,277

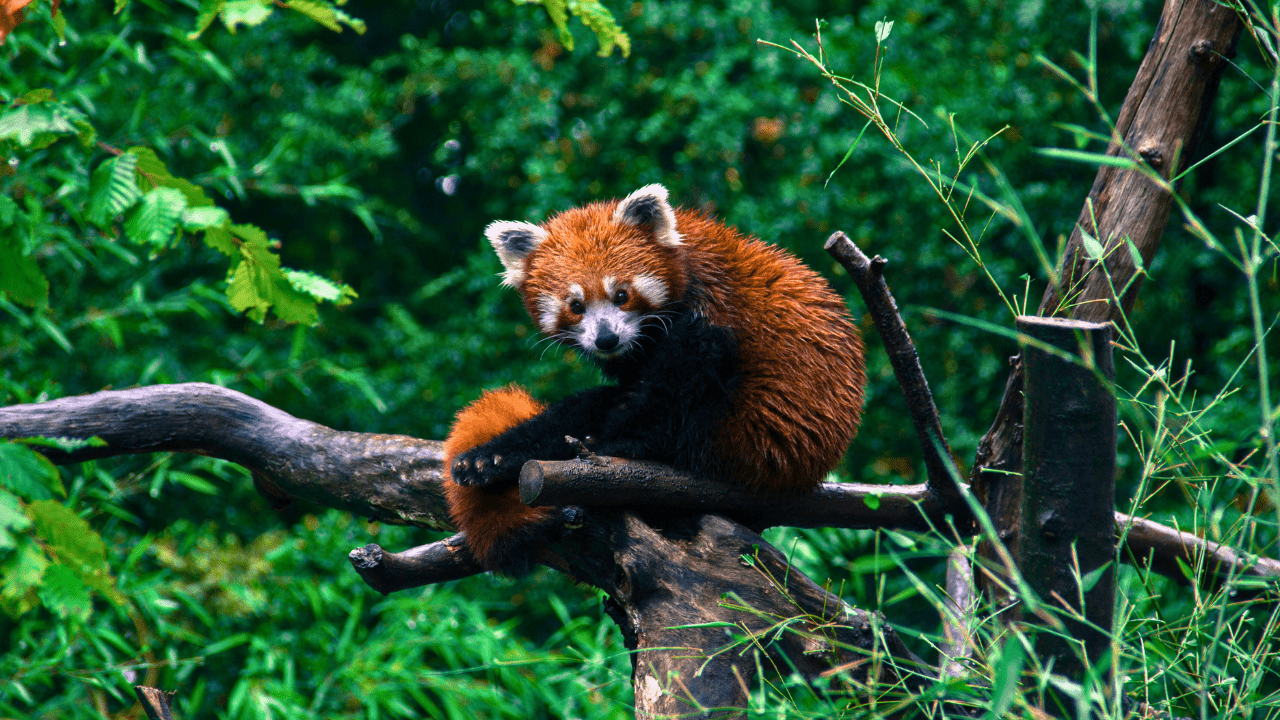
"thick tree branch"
520,456,945,531
0,383,453,530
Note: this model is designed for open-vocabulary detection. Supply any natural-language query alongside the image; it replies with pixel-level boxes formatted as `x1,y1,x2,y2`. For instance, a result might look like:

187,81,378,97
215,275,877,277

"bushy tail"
444,385,557,576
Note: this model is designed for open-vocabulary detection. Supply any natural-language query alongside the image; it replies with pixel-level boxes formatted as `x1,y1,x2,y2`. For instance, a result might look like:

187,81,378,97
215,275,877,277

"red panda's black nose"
595,329,620,352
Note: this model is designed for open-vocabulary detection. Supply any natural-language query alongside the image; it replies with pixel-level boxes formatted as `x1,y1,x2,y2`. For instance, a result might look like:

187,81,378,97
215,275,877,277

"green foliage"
516,0,631,56
1,0,1278,716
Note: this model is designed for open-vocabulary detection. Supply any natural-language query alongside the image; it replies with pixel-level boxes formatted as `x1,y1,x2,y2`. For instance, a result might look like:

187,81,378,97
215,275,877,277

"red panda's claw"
451,450,521,488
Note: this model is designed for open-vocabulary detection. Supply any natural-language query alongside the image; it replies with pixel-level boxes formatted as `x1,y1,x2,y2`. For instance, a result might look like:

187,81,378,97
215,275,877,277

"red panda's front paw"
450,449,523,488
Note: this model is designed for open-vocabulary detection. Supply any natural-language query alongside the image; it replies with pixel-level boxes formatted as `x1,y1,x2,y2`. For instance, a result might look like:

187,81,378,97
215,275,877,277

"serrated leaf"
284,269,357,306
188,0,225,39
182,206,230,229
203,225,238,257
124,187,188,248
0,489,31,550
0,441,63,500
0,544,48,619
25,500,122,605
569,0,630,57
225,224,320,324
221,0,274,32
38,564,92,620
85,154,142,228
0,103,84,146
129,147,215,207
285,0,341,31
0,235,49,307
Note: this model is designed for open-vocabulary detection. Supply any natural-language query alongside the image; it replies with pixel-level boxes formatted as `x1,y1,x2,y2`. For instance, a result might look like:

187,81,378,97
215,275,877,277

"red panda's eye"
569,299,585,315
613,289,629,305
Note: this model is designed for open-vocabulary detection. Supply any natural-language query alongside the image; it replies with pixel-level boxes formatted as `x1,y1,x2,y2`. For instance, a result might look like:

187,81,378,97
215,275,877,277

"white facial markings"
631,274,669,308
577,301,642,358
602,276,618,297
536,293,561,334
567,283,584,303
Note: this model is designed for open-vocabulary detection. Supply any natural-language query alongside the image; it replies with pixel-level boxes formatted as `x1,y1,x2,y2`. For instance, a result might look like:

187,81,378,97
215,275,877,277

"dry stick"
940,546,976,679
134,686,175,720
824,231,971,527
972,0,1244,597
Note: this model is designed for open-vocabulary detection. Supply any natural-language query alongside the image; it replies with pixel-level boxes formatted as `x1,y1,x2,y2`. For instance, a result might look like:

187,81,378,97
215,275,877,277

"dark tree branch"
0,383,453,530
349,536,483,594
824,231,971,527
1121,512,1280,589
520,456,945,531
972,0,1244,597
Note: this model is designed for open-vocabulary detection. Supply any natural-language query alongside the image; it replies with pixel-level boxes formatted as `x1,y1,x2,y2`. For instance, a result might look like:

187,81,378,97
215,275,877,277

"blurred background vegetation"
1,0,1277,717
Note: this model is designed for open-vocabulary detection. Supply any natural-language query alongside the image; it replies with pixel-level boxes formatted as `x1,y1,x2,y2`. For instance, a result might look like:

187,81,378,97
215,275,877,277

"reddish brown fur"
443,385,553,561
519,202,866,492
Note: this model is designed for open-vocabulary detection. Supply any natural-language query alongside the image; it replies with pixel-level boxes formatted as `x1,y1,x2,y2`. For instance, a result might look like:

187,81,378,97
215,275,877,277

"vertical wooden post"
1017,316,1116,682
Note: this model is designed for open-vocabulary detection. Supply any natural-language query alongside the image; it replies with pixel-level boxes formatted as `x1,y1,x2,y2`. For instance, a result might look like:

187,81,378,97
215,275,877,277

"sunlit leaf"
0,441,63,500
37,564,91,620
85,153,142,228
0,489,31,550
123,187,189,248
284,269,357,307
220,0,273,32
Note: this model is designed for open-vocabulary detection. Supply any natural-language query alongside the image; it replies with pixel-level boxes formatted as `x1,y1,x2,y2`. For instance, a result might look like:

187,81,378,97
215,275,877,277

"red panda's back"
676,210,866,491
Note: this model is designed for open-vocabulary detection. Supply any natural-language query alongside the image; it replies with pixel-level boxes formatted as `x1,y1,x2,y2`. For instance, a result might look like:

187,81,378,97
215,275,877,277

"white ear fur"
485,220,549,287
612,184,683,248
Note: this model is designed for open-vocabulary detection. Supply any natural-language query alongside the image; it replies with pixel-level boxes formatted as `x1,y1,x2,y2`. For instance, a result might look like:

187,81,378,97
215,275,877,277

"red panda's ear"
613,184,683,248
485,221,548,287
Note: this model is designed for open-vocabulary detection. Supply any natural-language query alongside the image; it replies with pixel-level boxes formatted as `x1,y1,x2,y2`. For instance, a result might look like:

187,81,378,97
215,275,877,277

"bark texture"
973,0,1243,591
1017,317,1117,680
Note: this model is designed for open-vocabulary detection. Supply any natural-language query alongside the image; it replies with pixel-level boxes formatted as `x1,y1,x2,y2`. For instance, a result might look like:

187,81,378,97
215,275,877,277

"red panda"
445,184,866,575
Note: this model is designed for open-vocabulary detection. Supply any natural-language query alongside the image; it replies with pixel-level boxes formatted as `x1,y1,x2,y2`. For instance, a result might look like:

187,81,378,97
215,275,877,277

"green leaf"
286,0,366,34
0,489,32,550
115,0,130,13
13,436,108,452
284,269,357,307
826,119,873,188
1078,561,1112,593
0,544,48,619
568,0,630,57
0,103,85,147
1035,146,1139,170
0,235,49,308
50,9,67,43
27,501,108,573
34,314,73,354
188,0,226,39
1079,228,1105,261
1124,235,1145,273
182,206,231,230
874,19,894,43
862,492,881,510
124,187,189,248
129,147,216,207
203,225,239,256
85,154,142,228
0,442,64,500
989,636,1026,717
225,224,321,324
220,0,275,32
37,564,92,620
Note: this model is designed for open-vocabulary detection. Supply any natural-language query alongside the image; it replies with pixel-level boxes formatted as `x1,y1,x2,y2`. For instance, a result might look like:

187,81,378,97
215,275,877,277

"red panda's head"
485,184,690,360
